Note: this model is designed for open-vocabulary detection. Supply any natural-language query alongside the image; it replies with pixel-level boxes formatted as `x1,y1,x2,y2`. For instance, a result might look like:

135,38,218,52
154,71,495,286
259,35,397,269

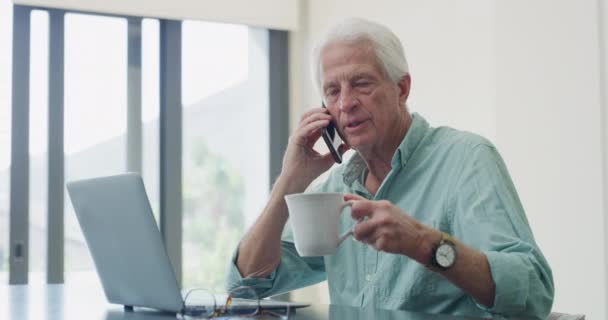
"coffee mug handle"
337,200,356,245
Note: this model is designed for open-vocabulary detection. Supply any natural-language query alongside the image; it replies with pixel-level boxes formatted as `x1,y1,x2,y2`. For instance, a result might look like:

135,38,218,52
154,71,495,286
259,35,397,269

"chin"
345,130,375,151
346,137,373,151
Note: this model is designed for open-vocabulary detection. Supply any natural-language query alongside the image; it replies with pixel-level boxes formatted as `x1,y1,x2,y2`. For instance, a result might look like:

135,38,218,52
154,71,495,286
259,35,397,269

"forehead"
320,41,384,83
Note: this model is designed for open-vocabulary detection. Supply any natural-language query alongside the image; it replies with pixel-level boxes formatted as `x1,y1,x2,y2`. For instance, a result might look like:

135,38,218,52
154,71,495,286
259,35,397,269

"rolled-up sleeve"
224,238,326,298
451,143,554,319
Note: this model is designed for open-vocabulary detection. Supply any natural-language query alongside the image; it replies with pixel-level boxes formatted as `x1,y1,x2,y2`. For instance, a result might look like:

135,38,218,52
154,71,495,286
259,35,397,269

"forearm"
226,240,327,297
236,174,309,277
444,240,554,318
442,240,495,307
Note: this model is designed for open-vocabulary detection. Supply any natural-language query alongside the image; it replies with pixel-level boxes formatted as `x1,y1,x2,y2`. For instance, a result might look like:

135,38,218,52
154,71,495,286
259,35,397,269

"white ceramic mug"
284,192,354,256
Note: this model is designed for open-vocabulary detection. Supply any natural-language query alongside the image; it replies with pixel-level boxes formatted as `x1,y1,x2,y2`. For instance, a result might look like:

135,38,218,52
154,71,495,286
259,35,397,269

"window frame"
7,4,289,285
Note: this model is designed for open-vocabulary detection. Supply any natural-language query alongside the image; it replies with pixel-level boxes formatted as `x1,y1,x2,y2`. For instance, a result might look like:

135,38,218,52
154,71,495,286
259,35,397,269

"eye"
325,87,339,99
354,80,373,93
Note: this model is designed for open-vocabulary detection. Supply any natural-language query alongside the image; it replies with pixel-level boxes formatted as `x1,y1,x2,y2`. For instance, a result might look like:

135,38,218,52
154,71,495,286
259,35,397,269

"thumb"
344,193,366,201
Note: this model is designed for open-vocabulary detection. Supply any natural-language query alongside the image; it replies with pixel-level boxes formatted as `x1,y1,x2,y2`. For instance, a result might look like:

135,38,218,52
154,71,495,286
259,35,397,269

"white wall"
14,0,299,30
495,1,604,318
292,0,497,140
289,1,606,318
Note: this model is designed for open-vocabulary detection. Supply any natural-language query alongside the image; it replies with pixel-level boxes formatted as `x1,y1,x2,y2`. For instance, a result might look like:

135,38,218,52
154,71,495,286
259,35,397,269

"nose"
338,87,358,113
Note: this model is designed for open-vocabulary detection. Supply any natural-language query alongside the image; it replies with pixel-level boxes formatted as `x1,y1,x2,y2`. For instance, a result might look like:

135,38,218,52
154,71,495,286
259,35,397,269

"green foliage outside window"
183,139,244,292
0,248,5,271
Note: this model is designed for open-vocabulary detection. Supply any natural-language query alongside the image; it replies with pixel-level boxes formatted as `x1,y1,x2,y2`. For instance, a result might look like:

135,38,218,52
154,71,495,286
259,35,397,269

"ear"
397,74,411,106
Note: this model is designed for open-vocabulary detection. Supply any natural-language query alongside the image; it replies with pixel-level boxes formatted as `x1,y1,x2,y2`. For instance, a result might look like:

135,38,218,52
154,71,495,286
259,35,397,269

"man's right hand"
279,107,348,190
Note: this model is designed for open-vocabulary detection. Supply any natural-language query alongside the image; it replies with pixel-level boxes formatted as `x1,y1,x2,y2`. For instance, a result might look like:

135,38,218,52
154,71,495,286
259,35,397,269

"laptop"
66,173,309,314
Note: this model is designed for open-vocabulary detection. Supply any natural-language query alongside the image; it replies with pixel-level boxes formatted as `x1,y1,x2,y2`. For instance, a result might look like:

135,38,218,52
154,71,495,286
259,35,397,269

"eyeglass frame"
180,286,290,319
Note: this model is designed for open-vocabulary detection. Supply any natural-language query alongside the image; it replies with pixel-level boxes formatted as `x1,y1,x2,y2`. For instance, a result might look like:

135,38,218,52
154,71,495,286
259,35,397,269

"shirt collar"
342,112,429,186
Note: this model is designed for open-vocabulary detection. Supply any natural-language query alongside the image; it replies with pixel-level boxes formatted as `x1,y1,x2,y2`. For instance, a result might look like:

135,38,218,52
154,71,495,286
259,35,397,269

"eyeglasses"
181,286,290,319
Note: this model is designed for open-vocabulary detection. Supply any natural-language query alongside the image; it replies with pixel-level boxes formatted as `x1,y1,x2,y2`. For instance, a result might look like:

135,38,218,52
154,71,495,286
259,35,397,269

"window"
63,13,127,279
181,21,270,291
0,0,11,285
4,3,286,285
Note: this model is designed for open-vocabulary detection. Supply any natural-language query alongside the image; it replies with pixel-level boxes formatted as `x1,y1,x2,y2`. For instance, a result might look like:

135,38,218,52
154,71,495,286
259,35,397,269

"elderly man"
226,18,554,319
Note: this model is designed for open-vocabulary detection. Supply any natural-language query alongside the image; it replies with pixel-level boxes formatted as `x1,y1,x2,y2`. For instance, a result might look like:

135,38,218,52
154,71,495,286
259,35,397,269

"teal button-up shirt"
226,113,554,320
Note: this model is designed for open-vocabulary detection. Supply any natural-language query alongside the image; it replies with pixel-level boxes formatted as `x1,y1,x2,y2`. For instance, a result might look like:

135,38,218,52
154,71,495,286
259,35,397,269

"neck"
360,111,412,193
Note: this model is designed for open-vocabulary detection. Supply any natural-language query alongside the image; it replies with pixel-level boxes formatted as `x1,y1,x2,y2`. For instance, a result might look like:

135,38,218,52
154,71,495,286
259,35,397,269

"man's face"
320,41,409,153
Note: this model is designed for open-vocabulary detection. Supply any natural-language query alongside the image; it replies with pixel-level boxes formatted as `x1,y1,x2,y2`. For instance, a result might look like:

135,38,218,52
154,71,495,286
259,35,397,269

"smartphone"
321,103,344,163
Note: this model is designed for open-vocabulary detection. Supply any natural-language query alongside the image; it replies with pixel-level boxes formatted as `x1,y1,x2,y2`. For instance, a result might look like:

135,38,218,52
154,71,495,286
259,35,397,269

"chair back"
547,312,585,320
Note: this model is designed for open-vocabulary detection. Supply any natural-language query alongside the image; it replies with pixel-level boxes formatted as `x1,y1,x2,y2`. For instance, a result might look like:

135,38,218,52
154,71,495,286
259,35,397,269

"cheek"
367,94,393,125
369,87,396,109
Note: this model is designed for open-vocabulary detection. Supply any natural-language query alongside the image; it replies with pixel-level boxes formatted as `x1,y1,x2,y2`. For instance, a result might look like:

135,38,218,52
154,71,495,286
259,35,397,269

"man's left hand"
345,193,437,264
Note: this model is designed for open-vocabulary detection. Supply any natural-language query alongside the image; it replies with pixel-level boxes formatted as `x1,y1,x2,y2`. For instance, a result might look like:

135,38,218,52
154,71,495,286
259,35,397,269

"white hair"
312,17,410,94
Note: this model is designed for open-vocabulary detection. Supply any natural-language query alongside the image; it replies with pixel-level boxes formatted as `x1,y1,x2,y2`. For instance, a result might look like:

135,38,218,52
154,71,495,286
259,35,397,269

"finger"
292,119,330,144
307,127,323,144
359,225,393,252
299,112,332,128
349,199,375,220
357,235,374,246
299,108,330,124
352,218,376,241
370,233,388,252
297,118,330,135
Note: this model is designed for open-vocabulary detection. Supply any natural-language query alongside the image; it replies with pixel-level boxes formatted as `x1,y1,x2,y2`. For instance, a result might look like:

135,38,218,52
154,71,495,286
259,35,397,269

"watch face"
436,243,456,267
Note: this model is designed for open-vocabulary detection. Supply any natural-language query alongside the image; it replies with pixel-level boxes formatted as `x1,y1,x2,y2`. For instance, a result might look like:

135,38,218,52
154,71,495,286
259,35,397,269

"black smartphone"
321,103,344,163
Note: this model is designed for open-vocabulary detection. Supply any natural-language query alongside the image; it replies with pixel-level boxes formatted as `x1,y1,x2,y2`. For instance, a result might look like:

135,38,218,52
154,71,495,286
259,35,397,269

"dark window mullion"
46,8,65,284
9,4,32,285
268,30,289,186
159,19,182,287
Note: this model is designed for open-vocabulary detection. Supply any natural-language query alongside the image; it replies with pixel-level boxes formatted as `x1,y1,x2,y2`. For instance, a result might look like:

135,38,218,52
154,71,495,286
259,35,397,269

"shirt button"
365,274,373,281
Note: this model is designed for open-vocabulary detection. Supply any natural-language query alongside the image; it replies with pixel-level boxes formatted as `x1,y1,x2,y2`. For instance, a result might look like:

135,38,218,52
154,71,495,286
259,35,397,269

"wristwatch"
429,232,457,270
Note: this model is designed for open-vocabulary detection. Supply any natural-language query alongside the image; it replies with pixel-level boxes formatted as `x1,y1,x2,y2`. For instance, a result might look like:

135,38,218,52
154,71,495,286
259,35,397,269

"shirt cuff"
224,245,278,295
473,251,529,315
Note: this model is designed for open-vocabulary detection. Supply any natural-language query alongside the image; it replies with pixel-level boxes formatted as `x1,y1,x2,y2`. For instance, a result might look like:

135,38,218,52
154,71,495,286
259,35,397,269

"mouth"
344,119,369,133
